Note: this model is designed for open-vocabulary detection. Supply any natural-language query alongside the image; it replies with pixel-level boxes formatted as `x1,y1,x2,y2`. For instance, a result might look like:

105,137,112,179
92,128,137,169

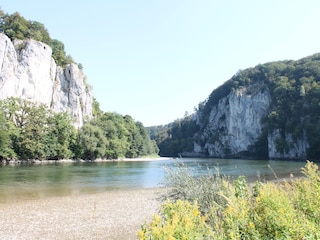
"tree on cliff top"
0,9,73,67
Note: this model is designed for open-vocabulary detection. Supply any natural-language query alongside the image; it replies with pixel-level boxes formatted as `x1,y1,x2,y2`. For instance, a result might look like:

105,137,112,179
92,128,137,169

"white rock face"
0,33,92,128
268,129,309,159
194,86,271,157
192,84,310,159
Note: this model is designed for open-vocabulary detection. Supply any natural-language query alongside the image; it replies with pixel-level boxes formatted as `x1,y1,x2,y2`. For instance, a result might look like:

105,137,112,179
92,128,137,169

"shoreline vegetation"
139,161,320,239
0,156,173,165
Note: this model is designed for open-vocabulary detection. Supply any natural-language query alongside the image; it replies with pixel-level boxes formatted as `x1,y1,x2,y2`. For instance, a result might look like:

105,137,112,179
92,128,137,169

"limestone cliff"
0,33,92,128
191,82,311,160
191,81,311,160
193,84,271,158
267,129,309,159
155,55,320,160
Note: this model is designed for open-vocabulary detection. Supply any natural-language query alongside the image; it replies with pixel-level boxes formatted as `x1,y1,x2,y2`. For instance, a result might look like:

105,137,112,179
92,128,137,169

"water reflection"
0,158,308,203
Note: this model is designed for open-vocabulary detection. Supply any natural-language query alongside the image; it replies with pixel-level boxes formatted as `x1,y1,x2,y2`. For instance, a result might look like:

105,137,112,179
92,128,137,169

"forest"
0,97,158,161
150,53,320,160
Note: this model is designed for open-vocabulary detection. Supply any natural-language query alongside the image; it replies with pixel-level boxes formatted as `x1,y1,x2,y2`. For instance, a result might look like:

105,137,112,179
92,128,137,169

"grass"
139,161,320,239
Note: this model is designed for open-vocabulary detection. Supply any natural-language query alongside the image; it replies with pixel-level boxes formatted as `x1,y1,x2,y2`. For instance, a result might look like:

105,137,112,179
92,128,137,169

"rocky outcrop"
191,83,309,159
0,33,92,128
193,85,271,157
268,129,309,159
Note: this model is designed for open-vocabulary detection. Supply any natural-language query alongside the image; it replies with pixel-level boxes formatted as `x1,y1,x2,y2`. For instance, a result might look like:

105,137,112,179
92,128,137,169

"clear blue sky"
2,1,320,126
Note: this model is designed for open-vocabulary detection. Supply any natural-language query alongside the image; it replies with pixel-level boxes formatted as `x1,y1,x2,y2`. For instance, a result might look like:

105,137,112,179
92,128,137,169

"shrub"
138,200,214,240
291,161,320,225
140,161,320,239
253,182,317,239
162,162,231,214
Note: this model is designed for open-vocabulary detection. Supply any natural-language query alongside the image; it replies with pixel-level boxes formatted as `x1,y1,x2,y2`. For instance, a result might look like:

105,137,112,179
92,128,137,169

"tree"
2,12,29,40
15,101,50,159
77,123,108,159
0,10,75,67
50,39,72,66
0,110,16,160
44,112,76,159
27,21,51,43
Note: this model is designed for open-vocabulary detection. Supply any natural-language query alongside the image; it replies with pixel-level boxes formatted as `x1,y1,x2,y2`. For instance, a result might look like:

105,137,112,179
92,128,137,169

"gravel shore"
0,188,164,240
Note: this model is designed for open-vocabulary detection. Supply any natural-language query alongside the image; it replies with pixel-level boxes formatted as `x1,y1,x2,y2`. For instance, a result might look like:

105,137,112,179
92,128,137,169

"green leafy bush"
140,161,320,239
138,200,214,240
0,98,158,161
162,162,231,214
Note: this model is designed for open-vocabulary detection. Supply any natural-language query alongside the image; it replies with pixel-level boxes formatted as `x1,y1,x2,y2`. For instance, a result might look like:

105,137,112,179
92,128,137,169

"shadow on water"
0,158,308,203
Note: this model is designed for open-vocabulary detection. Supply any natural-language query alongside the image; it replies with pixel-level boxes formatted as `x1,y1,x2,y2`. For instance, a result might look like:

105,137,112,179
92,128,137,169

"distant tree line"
0,98,159,161
150,53,320,160
147,115,198,157
0,9,76,67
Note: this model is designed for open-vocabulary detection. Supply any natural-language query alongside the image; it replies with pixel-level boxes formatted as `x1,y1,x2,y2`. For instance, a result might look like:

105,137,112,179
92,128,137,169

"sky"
1,1,320,126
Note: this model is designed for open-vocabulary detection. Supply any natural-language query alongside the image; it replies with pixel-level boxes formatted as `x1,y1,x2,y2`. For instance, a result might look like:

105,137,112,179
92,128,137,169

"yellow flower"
151,214,161,227
137,230,144,239
279,208,284,216
224,205,234,214
193,208,200,216
249,221,255,229
229,231,235,238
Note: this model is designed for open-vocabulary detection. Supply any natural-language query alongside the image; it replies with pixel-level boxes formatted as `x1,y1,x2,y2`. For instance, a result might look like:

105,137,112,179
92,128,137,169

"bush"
139,161,320,239
162,162,231,214
291,161,320,225
138,200,214,240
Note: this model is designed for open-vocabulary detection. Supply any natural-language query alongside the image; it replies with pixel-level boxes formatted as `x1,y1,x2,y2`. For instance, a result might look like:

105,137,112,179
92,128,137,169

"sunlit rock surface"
0,33,92,128
193,86,271,157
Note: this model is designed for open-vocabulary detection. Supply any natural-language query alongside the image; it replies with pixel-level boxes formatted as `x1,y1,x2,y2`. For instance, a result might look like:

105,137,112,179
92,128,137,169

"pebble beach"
0,188,163,240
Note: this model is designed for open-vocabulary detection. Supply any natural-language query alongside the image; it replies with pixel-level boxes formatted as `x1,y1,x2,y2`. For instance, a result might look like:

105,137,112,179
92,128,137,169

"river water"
0,158,308,203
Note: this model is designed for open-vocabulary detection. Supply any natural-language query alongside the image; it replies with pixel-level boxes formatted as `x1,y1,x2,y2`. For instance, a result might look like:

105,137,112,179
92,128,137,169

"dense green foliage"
148,115,198,157
151,54,320,160
0,98,158,161
140,161,320,239
0,98,76,160
0,10,74,66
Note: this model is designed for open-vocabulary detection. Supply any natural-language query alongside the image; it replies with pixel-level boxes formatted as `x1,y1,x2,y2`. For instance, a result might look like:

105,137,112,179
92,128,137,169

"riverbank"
119,157,172,162
0,188,164,240
1,157,173,165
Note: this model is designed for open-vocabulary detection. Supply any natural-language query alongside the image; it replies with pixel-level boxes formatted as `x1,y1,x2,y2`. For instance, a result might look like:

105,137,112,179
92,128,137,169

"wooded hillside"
150,54,320,160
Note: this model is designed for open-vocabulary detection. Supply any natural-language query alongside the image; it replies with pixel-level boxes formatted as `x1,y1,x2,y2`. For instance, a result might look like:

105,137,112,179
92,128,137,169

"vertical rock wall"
193,84,309,159
267,129,309,159
0,33,92,128
193,86,271,157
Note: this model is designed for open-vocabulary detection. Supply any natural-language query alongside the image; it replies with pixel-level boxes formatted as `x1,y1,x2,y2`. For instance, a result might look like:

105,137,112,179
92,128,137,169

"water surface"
0,158,308,203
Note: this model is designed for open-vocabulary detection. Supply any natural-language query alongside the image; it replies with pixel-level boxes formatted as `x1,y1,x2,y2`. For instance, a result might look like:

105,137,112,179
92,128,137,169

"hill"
0,10,158,161
149,53,320,160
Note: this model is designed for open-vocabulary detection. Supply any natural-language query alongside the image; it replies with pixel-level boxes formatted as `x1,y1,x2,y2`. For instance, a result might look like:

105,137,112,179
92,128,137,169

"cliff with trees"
0,10,92,128
0,10,158,161
150,53,320,161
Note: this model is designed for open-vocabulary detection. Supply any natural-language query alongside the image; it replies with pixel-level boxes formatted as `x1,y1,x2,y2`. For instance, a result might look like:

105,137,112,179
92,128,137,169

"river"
0,158,308,203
